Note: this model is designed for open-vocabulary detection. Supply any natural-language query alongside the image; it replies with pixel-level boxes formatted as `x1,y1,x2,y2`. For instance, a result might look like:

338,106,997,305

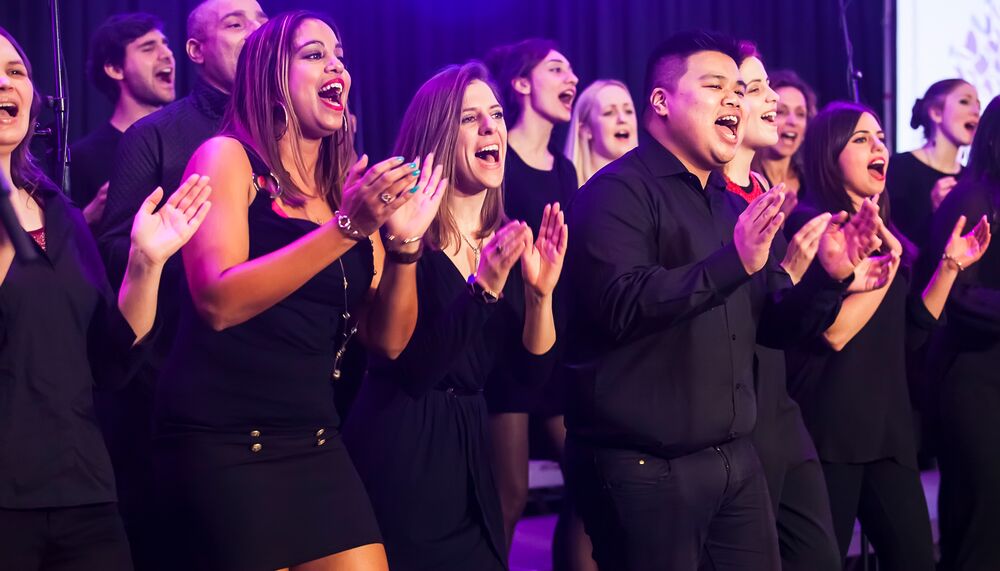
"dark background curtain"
2,0,889,163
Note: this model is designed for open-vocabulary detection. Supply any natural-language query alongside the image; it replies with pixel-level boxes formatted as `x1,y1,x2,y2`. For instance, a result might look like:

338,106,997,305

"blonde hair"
221,11,355,209
564,79,631,186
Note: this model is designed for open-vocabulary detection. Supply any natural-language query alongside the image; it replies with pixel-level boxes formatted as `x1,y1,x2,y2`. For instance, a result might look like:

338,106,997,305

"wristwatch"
467,274,501,304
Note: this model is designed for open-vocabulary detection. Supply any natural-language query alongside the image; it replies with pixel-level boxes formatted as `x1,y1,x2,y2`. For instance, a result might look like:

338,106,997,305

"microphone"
0,175,39,261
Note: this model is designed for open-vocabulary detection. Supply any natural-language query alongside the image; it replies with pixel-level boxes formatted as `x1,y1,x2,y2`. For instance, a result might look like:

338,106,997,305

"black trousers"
0,502,133,571
937,374,1000,571
764,457,840,571
822,458,934,571
565,436,779,571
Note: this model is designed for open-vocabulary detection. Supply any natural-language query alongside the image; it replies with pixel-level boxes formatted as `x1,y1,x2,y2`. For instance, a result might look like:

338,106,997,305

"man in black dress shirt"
70,13,175,228
562,31,880,570
93,2,266,569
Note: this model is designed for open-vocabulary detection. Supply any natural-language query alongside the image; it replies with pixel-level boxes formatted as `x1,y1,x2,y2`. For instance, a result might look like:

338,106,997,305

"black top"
156,144,373,432
0,184,143,509
98,76,228,289
712,176,819,469
344,250,552,569
918,179,1000,363
784,205,940,469
503,146,577,233
563,135,849,459
69,122,123,208
887,151,960,251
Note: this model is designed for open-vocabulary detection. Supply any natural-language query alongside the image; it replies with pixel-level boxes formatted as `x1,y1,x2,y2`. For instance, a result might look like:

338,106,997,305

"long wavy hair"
393,61,506,252
0,27,50,195
563,79,632,187
221,11,355,209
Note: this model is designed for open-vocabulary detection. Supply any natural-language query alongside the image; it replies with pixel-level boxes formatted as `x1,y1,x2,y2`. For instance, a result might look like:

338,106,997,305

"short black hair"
643,30,743,101
86,12,164,101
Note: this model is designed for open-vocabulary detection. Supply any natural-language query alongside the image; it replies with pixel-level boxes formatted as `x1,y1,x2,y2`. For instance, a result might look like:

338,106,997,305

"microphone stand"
839,0,863,103
49,0,70,197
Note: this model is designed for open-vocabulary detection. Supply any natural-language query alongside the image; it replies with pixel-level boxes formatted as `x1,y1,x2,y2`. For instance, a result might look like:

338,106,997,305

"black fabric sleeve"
568,175,751,345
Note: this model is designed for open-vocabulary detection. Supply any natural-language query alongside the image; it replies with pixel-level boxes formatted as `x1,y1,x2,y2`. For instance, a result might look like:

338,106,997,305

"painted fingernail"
409,186,419,193
394,156,405,162
412,169,421,177
405,162,417,169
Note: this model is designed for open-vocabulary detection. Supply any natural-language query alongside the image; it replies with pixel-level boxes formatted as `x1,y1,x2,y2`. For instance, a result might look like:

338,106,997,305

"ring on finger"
380,193,394,204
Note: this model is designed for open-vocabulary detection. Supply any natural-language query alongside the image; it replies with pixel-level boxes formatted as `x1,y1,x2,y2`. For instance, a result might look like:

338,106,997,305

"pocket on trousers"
595,450,672,493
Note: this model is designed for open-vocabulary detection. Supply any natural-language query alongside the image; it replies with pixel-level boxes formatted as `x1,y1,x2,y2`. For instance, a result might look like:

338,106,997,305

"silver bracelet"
941,252,964,272
334,210,365,241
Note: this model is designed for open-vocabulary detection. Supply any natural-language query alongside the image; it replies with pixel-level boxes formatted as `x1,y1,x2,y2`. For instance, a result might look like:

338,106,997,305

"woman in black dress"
153,12,445,570
888,79,981,251
0,27,211,570
918,95,1000,571
483,38,582,565
343,61,566,571
785,101,990,571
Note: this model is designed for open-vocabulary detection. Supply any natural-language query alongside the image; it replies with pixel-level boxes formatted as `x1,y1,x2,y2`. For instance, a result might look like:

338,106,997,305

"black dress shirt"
69,122,122,208
98,76,228,288
564,135,849,459
0,184,142,509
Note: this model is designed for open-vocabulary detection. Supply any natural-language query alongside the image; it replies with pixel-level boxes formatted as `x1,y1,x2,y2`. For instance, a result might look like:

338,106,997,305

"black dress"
784,206,938,569
917,178,1000,571
488,146,575,416
152,144,382,570
887,151,960,251
343,249,553,571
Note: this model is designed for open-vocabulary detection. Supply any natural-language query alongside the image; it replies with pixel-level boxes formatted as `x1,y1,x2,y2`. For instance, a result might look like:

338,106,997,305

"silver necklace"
460,233,483,272
331,257,357,381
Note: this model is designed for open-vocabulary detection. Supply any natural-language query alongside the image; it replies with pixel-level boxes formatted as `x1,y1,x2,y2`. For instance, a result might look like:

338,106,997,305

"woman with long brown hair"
343,61,566,571
152,11,445,570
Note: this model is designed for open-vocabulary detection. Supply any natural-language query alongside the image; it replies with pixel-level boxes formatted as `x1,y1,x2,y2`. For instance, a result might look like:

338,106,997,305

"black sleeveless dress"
152,142,382,570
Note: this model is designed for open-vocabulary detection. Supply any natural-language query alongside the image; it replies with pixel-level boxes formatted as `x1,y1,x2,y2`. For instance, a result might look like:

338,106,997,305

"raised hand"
734,189,787,275
817,199,882,280
130,174,212,265
943,214,992,270
476,221,532,295
521,203,569,297
383,152,447,249
337,154,423,238
781,211,831,283
930,176,959,212
847,251,898,293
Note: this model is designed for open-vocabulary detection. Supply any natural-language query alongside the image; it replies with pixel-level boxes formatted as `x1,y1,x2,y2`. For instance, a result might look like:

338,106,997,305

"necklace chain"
460,233,483,274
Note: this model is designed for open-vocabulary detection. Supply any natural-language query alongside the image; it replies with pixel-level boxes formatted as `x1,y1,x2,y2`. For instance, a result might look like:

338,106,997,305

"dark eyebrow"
546,59,566,65
745,79,764,87
461,105,503,113
296,40,324,51
851,129,885,137
135,39,160,50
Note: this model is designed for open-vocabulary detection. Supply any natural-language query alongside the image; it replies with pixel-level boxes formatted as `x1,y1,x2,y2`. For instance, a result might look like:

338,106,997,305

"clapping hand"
130,174,212,266
816,198,882,280
475,221,533,295
734,190,787,275
942,214,991,271
521,203,569,298
383,153,448,250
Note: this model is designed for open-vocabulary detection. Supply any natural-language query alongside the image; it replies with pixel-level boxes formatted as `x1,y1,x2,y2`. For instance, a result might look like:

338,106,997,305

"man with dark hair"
563,30,881,569
92,2,266,569
70,13,173,227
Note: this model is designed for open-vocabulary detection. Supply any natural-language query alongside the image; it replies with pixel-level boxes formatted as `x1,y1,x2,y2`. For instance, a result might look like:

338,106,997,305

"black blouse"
784,206,940,469
0,185,143,509
503,146,577,233
887,151,960,251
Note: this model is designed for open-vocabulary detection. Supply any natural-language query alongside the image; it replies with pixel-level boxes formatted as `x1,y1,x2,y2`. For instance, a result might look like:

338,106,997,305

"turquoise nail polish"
394,156,405,162
405,162,417,169
412,169,421,177
409,186,419,193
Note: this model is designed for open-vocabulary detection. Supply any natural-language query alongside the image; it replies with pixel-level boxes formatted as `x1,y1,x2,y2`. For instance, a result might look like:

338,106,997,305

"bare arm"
921,214,992,318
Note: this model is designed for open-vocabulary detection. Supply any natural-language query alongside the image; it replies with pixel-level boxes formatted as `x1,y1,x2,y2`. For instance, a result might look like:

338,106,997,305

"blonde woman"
564,79,638,186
